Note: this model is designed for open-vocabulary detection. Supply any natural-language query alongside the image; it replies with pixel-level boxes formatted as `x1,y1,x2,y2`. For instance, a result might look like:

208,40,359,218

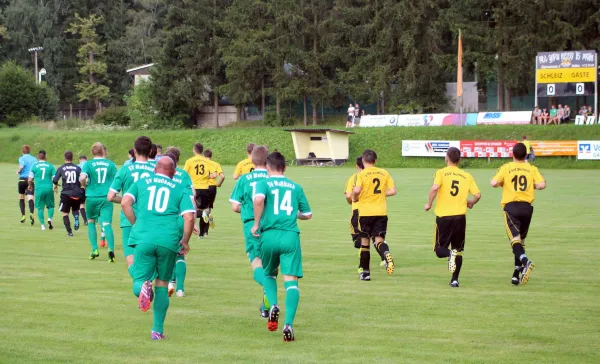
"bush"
125,80,184,130
36,82,59,121
263,111,296,127
93,106,130,126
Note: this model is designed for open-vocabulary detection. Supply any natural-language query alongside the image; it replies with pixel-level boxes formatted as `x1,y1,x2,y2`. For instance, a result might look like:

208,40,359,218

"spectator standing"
346,104,355,127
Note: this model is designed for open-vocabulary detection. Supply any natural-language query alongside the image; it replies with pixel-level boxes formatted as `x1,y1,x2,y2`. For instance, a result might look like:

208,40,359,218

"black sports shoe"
283,324,295,342
267,305,279,332
48,220,53,230
511,277,520,285
30,214,35,226
108,250,116,263
449,280,459,288
67,233,74,237
359,271,371,281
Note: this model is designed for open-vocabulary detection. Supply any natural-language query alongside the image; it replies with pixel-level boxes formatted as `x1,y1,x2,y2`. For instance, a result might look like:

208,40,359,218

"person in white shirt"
346,104,355,127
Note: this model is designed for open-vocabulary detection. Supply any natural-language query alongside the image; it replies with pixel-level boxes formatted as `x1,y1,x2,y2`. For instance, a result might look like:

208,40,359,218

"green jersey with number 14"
125,174,195,252
254,176,311,233
81,158,117,197
110,161,155,227
230,169,269,223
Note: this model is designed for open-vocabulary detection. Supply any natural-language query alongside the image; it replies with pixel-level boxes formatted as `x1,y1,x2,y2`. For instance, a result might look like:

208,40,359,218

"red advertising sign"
460,140,517,158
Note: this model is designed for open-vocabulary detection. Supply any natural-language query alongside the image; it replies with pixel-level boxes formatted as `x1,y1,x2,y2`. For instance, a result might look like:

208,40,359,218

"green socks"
88,223,98,250
103,224,115,251
263,276,278,307
175,258,186,291
253,267,265,286
37,210,45,225
48,208,54,220
152,287,169,334
284,281,300,327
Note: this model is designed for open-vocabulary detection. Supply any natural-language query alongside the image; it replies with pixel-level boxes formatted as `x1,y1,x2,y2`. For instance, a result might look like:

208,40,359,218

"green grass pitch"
1,164,599,363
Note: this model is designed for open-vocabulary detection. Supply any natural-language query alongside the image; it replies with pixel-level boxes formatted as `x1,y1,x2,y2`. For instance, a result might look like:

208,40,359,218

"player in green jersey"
121,158,195,340
108,136,155,275
80,142,118,262
28,150,56,231
163,147,196,298
251,152,312,342
230,146,271,317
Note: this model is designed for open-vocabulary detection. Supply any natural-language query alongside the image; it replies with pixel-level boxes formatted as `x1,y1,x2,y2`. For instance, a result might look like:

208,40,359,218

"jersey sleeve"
469,175,481,195
183,160,191,175
178,189,196,215
124,180,139,202
182,172,194,193
234,161,243,176
492,165,505,183
50,164,56,180
217,163,224,175
53,167,61,184
81,161,90,177
109,162,118,181
297,187,312,216
355,171,365,189
433,170,442,186
254,180,267,199
19,157,25,167
229,179,243,204
386,172,396,189
344,175,354,195
110,168,124,193
28,164,36,178
533,166,545,183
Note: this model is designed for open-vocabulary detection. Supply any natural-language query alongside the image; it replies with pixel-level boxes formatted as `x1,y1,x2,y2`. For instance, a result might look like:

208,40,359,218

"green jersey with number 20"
230,169,269,223
254,176,312,233
81,158,118,197
125,174,195,252
110,161,156,227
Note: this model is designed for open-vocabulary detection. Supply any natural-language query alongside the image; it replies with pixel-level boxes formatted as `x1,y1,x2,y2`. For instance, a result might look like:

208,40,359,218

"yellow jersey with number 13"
433,166,480,217
492,162,545,207
183,155,215,189
355,166,395,217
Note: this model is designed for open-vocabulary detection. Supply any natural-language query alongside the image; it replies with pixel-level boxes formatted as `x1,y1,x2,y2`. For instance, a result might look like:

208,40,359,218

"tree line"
0,0,598,126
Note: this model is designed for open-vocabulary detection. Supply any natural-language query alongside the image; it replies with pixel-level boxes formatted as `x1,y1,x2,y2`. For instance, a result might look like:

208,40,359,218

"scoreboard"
535,50,597,98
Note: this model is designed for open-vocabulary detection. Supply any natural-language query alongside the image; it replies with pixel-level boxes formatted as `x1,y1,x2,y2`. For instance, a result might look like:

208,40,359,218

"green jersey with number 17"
254,176,311,233
110,161,155,227
125,174,195,252
229,169,269,223
81,158,117,197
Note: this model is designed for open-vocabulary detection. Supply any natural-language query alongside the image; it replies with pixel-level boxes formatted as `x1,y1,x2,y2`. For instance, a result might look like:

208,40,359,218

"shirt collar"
270,175,285,178
155,173,169,178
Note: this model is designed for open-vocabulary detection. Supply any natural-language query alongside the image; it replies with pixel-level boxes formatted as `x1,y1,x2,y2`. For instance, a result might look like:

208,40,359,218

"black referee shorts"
503,202,534,242
195,189,210,210
18,180,34,196
208,186,217,209
433,215,466,252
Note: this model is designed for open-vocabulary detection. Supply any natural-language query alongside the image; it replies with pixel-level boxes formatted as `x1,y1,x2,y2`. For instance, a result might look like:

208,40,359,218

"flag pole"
457,29,464,126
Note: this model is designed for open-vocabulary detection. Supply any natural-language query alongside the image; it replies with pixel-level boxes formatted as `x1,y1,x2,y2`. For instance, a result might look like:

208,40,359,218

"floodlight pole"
595,52,598,119
28,46,44,84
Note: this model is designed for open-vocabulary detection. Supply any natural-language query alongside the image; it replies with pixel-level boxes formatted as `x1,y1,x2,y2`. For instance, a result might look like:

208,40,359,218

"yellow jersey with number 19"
355,166,395,217
183,155,215,189
433,166,480,217
492,162,545,207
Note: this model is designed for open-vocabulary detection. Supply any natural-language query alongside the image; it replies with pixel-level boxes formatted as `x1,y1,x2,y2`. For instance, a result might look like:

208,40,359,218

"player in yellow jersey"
344,157,385,267
491,143,546,286
183,143,216,238
233,143,256,180
204,149,225,229
352,149,397,281
522,136,534,163
425,147,481,287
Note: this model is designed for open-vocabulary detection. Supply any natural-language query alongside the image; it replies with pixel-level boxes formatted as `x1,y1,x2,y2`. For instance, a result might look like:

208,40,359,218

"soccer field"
1,164,599,363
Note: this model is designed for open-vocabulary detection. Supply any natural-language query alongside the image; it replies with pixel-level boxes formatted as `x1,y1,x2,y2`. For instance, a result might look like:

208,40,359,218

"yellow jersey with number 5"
355,166,395,216
433,166,480,217
492,162,545,207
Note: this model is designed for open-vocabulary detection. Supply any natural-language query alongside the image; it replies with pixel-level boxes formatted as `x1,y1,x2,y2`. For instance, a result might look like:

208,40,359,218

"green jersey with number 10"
125,174,196,252
254,176,311,233
81,158,117,197
110,162,155,227
230,169,269,223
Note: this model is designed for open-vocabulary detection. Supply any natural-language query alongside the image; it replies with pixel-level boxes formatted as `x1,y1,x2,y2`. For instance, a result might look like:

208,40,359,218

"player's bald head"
92,142,104,157
251,146,269,167
155,156,175,178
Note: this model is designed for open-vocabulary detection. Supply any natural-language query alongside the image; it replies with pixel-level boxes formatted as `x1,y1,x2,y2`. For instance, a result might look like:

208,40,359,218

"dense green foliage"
0,61,58,125
1,124,599,168
0,0,598,121
93,105,130,126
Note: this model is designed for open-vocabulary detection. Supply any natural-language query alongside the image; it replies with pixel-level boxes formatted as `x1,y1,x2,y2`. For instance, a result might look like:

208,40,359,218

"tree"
66,13,110,110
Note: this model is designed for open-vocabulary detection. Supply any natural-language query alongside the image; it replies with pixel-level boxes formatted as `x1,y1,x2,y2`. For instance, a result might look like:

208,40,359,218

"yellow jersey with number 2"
355,166,395,217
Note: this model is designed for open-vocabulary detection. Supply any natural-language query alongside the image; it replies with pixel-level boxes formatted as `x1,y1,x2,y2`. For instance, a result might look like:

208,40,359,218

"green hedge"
1,124,600,168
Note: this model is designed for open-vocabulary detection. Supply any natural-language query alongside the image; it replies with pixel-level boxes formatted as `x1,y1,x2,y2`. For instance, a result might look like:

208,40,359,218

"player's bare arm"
80,174,88,188
107,190,122,203
467,192,482,209
425,184,440,211
490,179,502,188
352,186,361,202
231,201,241,213
251,194,265,237
386,187,397,197
297,211,312,221
217,173,225,187
27,176,34,190
121,194,137,225
534,181,546,190
180,211,195,255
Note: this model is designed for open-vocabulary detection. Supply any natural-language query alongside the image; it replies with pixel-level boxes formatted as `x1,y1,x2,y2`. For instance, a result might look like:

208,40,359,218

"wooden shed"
285,128,354,166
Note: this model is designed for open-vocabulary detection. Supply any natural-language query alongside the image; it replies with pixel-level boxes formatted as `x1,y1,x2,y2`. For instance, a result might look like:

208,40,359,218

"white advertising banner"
402,140,461,157
359,114,398,127
577,141,600,160
476,111,532,125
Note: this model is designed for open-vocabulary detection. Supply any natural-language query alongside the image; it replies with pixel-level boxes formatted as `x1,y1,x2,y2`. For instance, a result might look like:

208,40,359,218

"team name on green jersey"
255,176,311,233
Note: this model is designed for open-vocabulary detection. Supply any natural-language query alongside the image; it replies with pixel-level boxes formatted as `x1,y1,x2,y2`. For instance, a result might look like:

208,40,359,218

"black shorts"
59,194,81,213
503,202,534,241
208,186,217,209
195,189,210,210
434,215,466,252
358,216,388,239
350,209,360,248
18,180,34,196
347,115,353,122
